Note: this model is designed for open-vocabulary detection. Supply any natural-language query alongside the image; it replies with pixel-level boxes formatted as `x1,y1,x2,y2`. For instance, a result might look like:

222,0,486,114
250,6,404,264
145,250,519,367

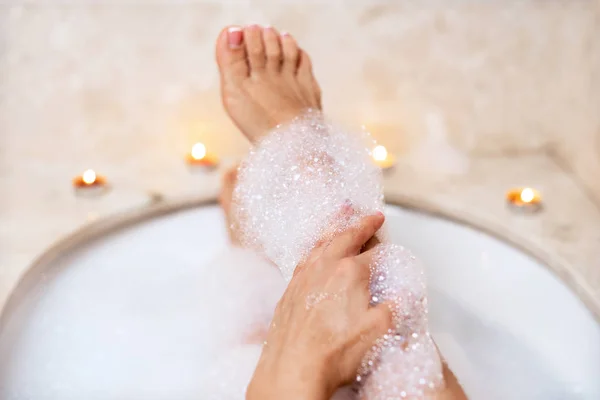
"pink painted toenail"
227,27,243,49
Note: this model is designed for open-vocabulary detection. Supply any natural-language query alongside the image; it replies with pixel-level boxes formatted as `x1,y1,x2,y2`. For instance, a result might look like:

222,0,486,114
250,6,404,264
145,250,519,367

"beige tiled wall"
552,0,600,204
0,1,598,202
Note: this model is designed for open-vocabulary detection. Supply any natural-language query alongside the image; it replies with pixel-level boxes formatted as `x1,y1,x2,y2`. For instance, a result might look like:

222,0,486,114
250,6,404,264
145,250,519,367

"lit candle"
506,187,542,213
73,169,108,196
372,145,396,170
186,142,219,171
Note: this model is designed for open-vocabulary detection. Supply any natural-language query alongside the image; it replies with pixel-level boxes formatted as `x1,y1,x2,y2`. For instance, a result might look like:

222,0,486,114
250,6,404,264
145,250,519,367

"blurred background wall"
0,0,598,202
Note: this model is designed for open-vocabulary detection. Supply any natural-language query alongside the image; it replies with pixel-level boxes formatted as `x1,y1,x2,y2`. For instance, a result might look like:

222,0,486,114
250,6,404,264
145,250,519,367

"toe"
263,26,283,73
215,26,249,82
244,25,266,71
281,32,300,75
297,50,322,109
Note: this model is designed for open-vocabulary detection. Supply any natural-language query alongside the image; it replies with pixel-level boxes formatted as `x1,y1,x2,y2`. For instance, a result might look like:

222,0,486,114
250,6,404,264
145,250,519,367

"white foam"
196,248,285,348
197,344,263,400
233,109,384,280
234,111,443,398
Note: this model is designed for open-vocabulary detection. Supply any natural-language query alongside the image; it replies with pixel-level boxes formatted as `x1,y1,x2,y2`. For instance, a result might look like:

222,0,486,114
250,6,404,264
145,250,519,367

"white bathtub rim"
1,191,598,328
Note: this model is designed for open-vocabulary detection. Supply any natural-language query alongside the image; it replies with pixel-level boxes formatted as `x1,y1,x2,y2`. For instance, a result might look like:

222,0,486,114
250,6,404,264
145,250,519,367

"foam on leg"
233,110,444,399
357,245,444,399
233,109,384,280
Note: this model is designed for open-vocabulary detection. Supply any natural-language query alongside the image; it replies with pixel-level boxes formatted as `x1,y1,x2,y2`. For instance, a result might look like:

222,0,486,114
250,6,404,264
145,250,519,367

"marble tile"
384,154,600,313
0,2,597,158
552,0,600,205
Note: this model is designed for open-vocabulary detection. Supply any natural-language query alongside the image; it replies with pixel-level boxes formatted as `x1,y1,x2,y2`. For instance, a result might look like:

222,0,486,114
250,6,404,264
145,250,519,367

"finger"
313,200,355,251
294,201,355,277
361,234,380,253
325,212,385,260
348,246,377,285
344,302,394,374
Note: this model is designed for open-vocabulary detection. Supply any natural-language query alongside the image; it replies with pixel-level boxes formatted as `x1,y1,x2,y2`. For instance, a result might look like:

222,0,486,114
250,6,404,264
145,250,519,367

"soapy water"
233,110,443,399
0,206,595,399
187,249,360,400
197,344,263,400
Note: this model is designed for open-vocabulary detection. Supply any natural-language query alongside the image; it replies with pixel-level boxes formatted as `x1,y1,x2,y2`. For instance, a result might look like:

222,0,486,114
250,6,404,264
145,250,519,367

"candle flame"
520,188,535,203
82,169,97,185
373,145,388,162
191,143,207,160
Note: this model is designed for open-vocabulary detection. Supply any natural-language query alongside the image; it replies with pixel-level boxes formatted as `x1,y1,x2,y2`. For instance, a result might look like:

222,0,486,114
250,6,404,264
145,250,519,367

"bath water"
0,206,598,399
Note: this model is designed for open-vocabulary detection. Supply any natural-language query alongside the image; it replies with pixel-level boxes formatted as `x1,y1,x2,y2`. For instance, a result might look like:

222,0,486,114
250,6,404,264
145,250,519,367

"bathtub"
0,203,598,399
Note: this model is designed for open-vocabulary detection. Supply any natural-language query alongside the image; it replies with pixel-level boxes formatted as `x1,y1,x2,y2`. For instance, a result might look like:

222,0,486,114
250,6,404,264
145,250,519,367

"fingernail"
281,31,291,37
227,27,243,49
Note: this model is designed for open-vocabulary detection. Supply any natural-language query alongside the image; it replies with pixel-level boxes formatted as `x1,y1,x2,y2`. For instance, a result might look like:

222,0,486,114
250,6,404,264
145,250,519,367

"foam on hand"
233,110,444,399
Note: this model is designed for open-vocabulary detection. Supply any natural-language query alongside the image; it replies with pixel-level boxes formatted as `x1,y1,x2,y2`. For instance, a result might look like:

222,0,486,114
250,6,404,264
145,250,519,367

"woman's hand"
246,213,392,400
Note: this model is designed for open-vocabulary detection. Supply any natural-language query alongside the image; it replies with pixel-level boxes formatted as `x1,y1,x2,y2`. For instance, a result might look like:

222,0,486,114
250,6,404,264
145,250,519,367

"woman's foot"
216,25,322,143
219,166,240,245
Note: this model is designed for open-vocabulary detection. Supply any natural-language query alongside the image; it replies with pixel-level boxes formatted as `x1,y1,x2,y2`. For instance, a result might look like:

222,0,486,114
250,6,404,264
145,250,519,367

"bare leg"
216,25,321,144
219,166,241,245
219,166,275,345
216,25,466,400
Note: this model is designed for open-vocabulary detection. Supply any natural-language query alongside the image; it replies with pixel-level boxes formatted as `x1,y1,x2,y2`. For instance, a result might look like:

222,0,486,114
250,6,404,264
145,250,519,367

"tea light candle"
506,187,543,213
73,169,108,196
186,142,218,171
372,145,396,170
